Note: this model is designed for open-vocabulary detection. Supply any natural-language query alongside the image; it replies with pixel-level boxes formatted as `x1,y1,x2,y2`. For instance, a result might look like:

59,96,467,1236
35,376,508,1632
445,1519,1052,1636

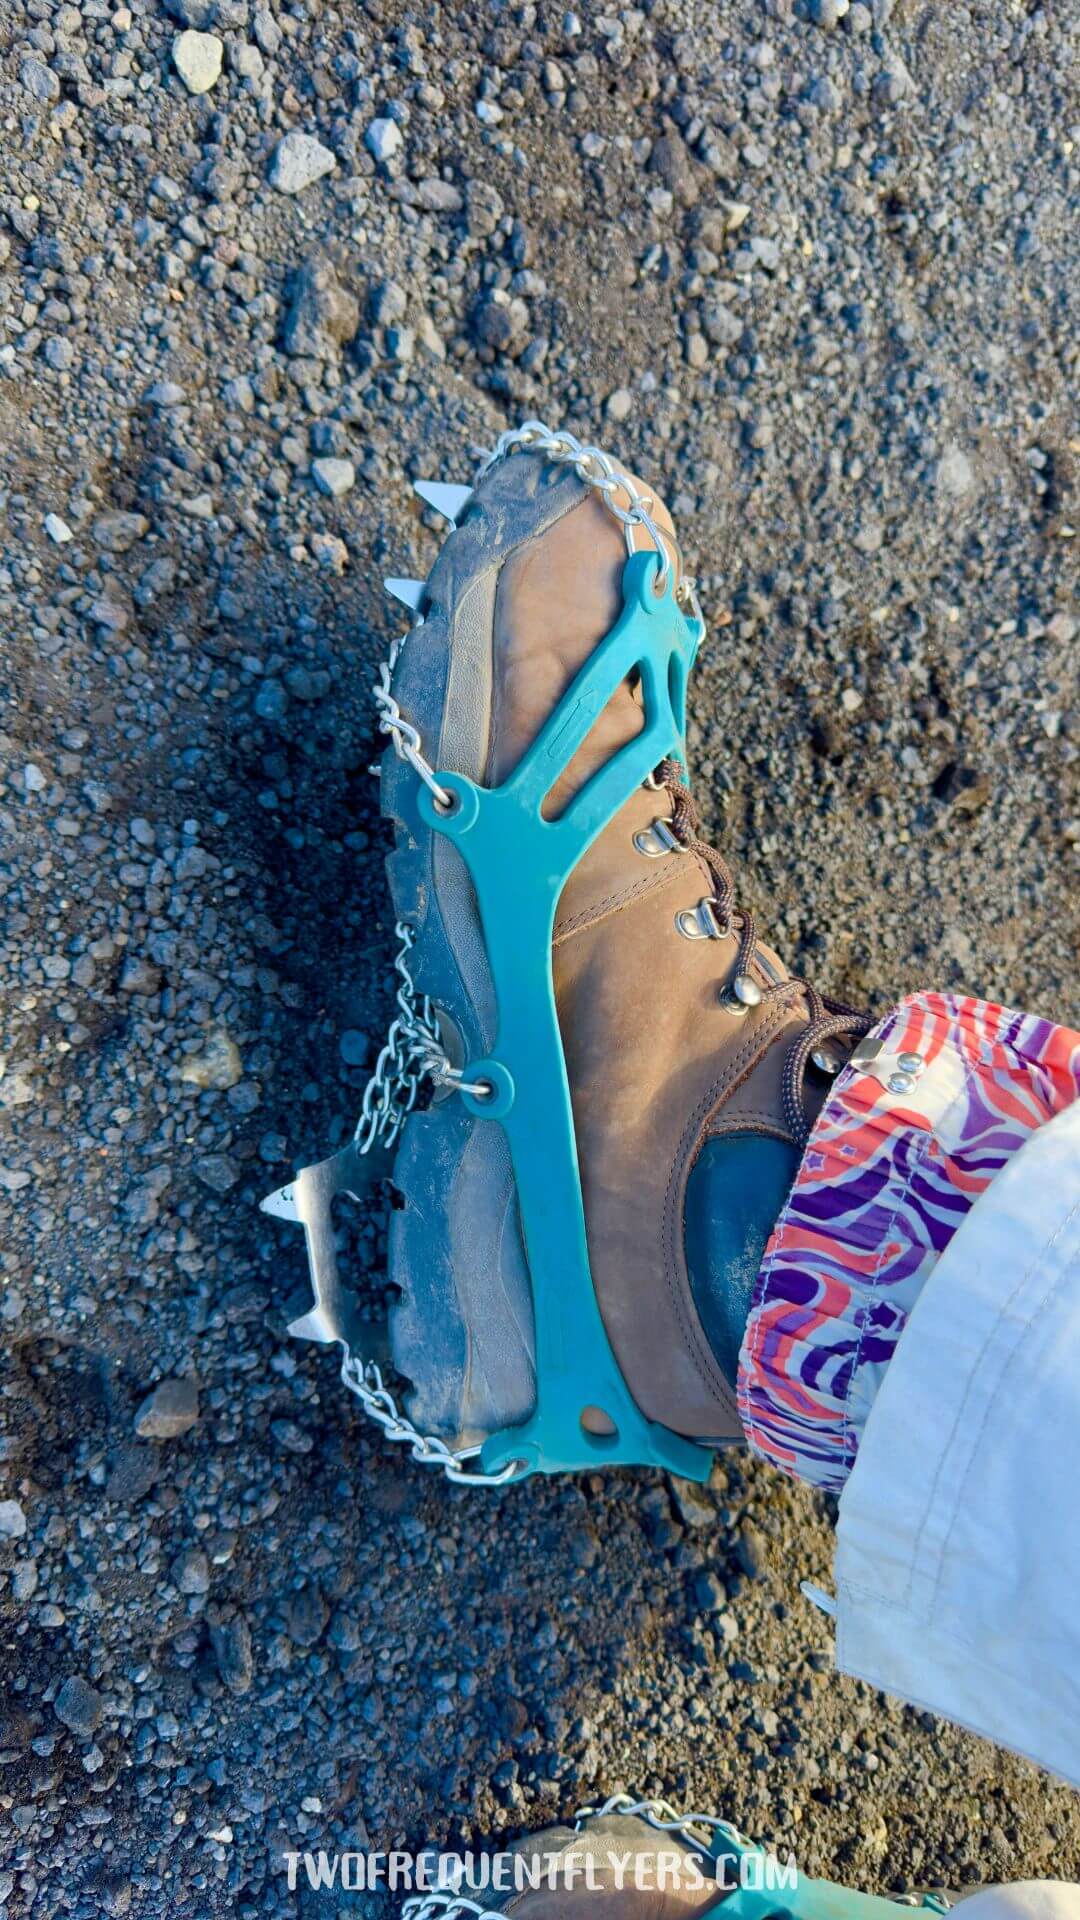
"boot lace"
657,757,874,1144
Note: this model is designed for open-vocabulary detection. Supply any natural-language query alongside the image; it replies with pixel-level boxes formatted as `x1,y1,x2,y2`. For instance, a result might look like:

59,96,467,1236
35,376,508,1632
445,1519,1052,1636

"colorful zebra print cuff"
737,992,1080,1491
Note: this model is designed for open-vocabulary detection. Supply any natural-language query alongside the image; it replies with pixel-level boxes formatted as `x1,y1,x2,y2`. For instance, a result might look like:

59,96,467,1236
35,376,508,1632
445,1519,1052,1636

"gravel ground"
1,0,1078,1912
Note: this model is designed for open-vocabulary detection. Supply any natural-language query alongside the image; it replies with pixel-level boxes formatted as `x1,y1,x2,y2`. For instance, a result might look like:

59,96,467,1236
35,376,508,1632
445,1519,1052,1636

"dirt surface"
1,0,1078,1913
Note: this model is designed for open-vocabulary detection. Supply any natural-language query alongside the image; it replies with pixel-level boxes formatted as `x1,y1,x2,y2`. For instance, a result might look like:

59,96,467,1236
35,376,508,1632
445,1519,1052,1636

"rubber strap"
420,552,709,1481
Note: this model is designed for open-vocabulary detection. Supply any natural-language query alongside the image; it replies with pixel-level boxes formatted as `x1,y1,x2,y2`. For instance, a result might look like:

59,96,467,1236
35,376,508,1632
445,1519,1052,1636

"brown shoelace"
658,758,875,1144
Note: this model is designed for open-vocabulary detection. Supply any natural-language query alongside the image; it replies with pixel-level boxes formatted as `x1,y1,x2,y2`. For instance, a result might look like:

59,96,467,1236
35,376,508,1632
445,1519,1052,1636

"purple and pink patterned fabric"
737,992,1080,1491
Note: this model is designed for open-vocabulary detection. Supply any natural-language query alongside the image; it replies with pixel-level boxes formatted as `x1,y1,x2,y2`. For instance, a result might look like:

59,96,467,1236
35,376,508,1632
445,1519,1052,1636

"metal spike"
260,1183,299,1223
384,576,425,613
413,480,473,524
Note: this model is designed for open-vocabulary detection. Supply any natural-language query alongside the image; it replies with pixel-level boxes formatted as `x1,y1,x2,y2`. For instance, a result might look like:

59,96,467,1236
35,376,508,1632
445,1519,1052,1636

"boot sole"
383,454,589,1448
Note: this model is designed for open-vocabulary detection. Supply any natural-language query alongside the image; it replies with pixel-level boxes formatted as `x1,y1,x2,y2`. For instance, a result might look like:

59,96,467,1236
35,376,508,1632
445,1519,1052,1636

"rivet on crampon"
413,480,473,524
384,576,426,613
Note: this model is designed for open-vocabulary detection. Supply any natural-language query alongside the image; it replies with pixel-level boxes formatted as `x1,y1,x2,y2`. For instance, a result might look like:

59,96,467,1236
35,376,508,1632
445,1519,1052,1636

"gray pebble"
0,1500,27,1539
210,1613,253,1694
53,1676,105,1739
134,1376,200,1439
268,131,337,195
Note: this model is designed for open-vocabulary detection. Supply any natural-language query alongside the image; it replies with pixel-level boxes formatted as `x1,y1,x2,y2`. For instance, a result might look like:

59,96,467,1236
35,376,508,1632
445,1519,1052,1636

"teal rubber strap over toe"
419,551,708,1482
698,1831,949,1920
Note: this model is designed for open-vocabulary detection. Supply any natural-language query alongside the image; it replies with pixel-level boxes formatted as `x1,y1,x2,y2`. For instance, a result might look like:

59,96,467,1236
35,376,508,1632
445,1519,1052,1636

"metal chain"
572,1791,753,1857
476,419,675,588
402,1894,502,1920
339,1351,519,1488
374,658,455,812
338,921,519,1486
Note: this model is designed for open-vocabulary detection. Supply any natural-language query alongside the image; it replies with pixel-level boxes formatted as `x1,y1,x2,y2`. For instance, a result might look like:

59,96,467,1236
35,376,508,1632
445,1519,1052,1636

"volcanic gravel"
1,0,1078,1914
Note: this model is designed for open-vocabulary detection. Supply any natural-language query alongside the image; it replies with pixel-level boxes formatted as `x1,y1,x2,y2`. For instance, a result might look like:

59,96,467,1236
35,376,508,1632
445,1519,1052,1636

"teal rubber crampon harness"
262,424,716,1485
397,1794,953,1920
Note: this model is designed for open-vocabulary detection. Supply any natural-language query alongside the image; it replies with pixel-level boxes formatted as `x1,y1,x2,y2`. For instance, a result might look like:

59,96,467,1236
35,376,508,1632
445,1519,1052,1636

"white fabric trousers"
834,1100,1080,1788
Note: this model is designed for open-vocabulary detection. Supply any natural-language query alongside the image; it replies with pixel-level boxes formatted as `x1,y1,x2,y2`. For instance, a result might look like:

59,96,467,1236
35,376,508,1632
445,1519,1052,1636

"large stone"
179,1030,243,1090
281,257,359,360
365,117,402,162
172,30,223,93
133,1377,200,1440
267,131,336,195
92,510,149,553
311,457,355,498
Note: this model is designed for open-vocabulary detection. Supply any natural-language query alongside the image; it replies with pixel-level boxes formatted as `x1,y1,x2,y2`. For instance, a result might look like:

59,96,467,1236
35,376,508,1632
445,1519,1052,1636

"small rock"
0,1168,31,1194
328,1609,361,1652
171,1549,211,1595
92,510,149,554
736,1520,767,1580
338,1029,368,1067
12,1562,38,1601
44,513,73,544
606,387,634,422
669,1478,715,1530
272,1419,314,1454
937,444,975,498
639,1486,682,1551
54,1677,104,1739
286,1584,329,1648
134,1377,200,1440
693,1569,727,1612
312,457,355,498
180,1031,243,1091
471,296,528,355
268,131,337,195
20,56,60,103
365,117,402,162
282,257,359,360
416,178,462,214
195,1153,239,1192
105,1445,159,1504
172,30,223,93
0,1501,27,1540
647,130,699,207
118,955,161,995
702,302,742,348
310,533,348,573
144,381,186,407
809,0,849,25
211,1613,253,1694
163,0,217,26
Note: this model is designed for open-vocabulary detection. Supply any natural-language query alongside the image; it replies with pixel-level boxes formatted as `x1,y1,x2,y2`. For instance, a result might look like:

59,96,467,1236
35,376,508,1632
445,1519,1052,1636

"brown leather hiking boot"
415,1811,726,1917
372,426,870,1461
